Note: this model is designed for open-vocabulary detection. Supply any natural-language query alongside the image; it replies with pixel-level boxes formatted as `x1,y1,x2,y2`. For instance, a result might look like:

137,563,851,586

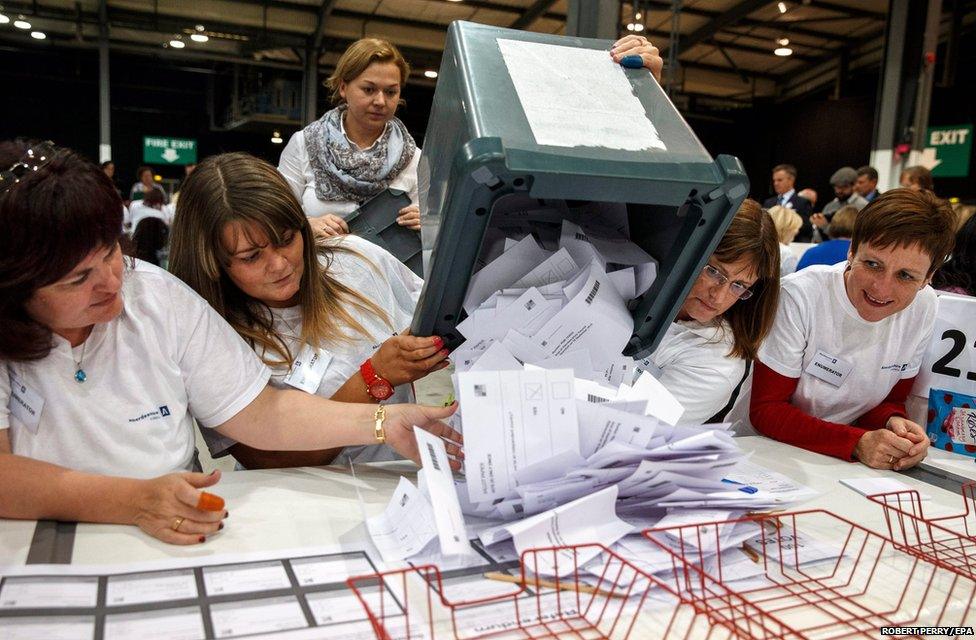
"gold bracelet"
373,405,386,444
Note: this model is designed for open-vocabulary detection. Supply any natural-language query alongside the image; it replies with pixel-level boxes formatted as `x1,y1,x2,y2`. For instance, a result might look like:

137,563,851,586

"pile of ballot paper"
367,213,818,585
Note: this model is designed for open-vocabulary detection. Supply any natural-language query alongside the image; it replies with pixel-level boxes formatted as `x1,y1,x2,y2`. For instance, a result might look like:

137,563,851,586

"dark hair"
932,213,976,296
850,188,956,276
143,187,165,209
100,160,114,169
771,164,797,179
132,217,169,267
856,165,878,182
900,165,934,192
136,165,152,180
0,143,123,360
711,199,780,360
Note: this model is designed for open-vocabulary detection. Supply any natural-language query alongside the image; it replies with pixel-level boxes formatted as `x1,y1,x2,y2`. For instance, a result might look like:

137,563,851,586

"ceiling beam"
662,0,773,54
804,1,886,20
510,0,560,30
309,0,338,50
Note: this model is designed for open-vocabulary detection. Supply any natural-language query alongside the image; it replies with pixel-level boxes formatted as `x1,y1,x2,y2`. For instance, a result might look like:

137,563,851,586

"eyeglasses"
701,263,754,300
0,141,56,195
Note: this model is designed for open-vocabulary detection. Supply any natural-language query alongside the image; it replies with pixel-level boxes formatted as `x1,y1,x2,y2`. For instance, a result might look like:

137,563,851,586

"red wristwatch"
360,359,394,400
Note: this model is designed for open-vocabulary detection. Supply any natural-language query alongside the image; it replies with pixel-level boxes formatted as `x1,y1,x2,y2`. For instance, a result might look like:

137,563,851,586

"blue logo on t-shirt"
159,405,171,417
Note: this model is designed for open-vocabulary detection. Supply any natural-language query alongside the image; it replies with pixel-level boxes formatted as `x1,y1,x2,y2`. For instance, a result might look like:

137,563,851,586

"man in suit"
763,164,814,242
855,165,881,203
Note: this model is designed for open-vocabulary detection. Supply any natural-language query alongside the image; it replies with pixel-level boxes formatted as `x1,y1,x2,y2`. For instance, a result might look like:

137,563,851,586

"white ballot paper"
459,368,579,502
531,261,633,372
508,486,633,577
366,477,438,562
839,477,931,501
497,38,666,152
463,235,551,313
415,428,475,558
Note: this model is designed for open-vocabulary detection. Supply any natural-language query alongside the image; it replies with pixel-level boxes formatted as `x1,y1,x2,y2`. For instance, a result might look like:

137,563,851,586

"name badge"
8,373,44,434
283,344,333,394
804,350,853,387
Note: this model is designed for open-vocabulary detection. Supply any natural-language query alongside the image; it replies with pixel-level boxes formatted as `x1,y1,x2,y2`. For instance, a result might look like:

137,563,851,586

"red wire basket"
867,482,976,579
643,509,976,639
346,542,780,640
347,510,975,639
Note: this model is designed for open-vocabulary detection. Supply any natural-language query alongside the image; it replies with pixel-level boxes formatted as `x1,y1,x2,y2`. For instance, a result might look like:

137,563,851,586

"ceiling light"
778,1,788,12
626,23,635,31
774,46,793,57
169,38,185,48
14,17,31,30
271,130,283,144
635,12,642,19
633,23,644,32
190,33,208,42
777,37,790,46
30,31,45,40
0,14,10,25
424,69,438,79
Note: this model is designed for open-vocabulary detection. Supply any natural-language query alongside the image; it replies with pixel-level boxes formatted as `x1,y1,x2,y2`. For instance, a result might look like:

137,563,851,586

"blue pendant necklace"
72,340,88,383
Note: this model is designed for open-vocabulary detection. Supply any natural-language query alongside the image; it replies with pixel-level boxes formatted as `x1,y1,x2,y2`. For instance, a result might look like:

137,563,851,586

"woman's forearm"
216,385,377,451
0,453,139,523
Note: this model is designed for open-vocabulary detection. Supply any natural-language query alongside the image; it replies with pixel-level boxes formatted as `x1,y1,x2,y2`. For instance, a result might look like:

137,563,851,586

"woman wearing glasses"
729,190,956,470
636,199,781,424
0,141,461,544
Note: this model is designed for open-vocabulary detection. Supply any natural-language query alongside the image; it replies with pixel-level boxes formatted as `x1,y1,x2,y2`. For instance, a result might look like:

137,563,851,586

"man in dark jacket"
763,164,813,242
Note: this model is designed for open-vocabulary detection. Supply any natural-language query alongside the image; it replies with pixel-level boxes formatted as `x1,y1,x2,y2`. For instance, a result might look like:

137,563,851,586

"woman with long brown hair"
169,152,449,468
637,199,780,423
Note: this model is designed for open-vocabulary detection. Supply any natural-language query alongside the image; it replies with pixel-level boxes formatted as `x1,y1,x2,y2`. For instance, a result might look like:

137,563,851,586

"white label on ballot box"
803,350,853,387
912,294,976,399
8,372,43,434
283,344,332,394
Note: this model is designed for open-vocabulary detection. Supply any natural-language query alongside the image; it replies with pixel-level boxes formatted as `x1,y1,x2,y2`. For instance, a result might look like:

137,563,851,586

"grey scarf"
303,105,416,204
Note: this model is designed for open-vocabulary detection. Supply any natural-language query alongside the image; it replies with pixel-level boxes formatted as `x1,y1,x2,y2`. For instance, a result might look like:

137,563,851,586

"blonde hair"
168,152,390,367
766,205,802,244
827,205,858,239
327,38,410,105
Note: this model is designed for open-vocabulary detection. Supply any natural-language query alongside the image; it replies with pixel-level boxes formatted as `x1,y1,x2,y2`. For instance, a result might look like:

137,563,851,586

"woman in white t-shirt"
278,38,421,238
729,189,957,470
767,204,802,276
169,153,450,469
0,142,460,545
638,199,781,424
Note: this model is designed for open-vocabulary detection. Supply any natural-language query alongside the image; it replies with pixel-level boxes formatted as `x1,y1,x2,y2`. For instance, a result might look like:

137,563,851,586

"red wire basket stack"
644,509,976,639
867,482,976,579
346,542,781,640
347,509,976,639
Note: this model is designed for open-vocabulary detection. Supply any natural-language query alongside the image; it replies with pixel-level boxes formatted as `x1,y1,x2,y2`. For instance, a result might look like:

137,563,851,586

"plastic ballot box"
412,21,749,358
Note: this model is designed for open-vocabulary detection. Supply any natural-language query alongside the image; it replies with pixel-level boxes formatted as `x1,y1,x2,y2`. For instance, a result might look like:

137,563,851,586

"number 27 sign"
912,294,976,399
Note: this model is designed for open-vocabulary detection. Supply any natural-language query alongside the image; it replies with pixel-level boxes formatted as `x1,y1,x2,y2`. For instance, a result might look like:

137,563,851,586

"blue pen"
721,478,759,494
620,54,644,69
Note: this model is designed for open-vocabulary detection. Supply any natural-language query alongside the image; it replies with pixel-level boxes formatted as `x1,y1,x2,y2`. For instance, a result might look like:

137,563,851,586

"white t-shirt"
129,200,175,230
0,261,270,478
638,319,744,425
201,235,423,464
779,243,798,276
277,130,420,219
728,262,937,433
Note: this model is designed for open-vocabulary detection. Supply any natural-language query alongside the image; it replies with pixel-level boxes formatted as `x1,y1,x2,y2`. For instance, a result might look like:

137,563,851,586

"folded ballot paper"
367,216,816,574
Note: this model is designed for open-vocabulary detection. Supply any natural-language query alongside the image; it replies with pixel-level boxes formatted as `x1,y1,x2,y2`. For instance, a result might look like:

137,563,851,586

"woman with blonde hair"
169,152,450,468
278,38,421,238
638,199,780,423
767,204,802,276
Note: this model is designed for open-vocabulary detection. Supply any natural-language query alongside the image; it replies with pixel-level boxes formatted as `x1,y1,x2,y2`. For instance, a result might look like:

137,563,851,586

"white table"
2,437,974,568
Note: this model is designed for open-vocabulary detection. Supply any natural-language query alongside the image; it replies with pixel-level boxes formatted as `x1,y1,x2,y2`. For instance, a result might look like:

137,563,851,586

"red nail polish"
224,511,229,518
218,523,224,530
199,536,206,543
440,349,449,356
433,336,444,348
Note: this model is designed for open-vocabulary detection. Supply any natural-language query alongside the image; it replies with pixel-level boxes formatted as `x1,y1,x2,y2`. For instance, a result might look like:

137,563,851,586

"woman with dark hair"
129,165,168,204
730,189,957,471
0,141,460,544
900,165,935,193
637,199,780,423
932,213,976,296
131,217,169,267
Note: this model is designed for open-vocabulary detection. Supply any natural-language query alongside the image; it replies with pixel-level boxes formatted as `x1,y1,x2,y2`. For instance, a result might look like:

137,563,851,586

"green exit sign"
924,124,972,178
143,136,197,165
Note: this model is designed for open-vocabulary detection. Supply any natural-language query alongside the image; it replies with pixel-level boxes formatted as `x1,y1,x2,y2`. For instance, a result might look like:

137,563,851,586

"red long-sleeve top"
749,360,913,461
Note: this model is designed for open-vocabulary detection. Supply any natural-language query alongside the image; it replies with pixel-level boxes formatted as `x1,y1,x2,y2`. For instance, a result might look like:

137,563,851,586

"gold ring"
172,516,185,532
888,455,894,464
